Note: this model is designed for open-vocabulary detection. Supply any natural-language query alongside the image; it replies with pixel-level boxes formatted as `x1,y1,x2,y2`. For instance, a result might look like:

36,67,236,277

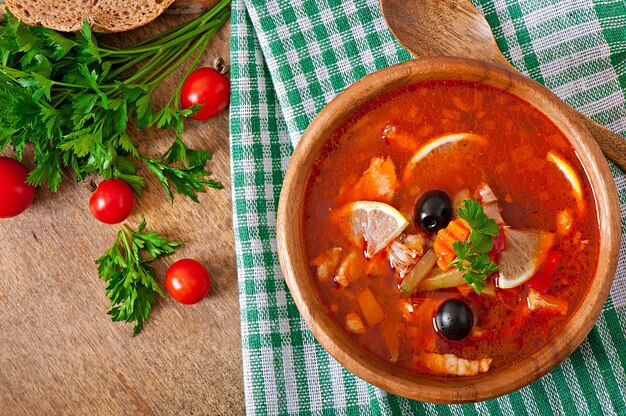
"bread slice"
5,0,176,33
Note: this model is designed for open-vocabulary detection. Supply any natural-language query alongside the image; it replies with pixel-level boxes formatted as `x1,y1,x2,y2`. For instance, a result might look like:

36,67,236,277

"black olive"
435,299,474,341
414,190,452,232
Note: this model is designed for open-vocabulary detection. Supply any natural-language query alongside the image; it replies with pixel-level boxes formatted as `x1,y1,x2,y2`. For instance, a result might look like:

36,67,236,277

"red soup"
304,81,599,377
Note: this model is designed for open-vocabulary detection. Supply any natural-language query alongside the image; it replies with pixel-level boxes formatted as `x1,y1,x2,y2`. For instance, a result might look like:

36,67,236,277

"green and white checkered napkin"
229,0,626,414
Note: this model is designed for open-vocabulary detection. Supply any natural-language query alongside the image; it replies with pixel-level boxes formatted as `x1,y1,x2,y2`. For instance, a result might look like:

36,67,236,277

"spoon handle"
578,116,626,171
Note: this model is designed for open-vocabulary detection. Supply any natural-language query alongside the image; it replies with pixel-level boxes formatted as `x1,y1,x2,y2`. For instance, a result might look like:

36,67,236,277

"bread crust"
5,0,176,33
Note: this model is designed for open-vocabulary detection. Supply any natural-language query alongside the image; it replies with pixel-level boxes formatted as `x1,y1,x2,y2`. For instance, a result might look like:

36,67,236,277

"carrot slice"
382,322,400,362
456,284,474,297
357,288,385,326
433,219,471,270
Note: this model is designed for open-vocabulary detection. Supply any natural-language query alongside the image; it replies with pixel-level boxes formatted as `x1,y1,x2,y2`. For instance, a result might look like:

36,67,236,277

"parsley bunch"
449,199,500,293
0,0,229,201
96,218,182,335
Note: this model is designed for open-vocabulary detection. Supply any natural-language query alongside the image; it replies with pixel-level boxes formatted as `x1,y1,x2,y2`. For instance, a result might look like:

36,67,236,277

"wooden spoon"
381,0,626,171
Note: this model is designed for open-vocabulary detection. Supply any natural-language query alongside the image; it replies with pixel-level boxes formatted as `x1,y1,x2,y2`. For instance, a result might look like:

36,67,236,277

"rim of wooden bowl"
277,57,620,404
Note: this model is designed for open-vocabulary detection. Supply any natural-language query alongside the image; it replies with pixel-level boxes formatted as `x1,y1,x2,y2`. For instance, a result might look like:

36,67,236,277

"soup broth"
303,81,599,377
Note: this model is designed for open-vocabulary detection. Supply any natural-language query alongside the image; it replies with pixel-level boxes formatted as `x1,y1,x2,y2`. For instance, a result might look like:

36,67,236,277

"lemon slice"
547,151,585,214
497,228,555,289
336,201,409,258
403,133,486,182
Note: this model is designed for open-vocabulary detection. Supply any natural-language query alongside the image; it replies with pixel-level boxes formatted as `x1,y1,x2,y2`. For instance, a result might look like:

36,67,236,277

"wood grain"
277,57,620,403
0,15,244,415
168,0,221,14
380,0,626,172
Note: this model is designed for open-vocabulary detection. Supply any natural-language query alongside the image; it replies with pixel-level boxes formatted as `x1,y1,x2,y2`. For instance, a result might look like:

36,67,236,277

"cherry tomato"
0,157,36,218
89,179,134,224
180,67,230,120
165,259,211,305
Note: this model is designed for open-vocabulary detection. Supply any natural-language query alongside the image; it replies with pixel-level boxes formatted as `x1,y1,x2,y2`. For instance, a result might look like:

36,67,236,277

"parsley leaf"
449,199,500,293
143,145,223,203
0,1,229,199
95,217,182,335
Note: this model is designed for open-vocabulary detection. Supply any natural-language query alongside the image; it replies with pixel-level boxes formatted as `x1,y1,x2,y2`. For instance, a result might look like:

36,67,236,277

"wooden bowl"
276,57,620,403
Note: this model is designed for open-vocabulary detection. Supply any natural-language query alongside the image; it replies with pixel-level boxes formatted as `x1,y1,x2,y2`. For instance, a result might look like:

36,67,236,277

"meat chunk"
345,313,366,334
366,255,389,277
477,182,498,203
452,188,471,217
556,209,574,237
311,247,342,283
527,288,568,315
334,251,366,288
399,299,415,320
419,352,492,376
387,233,428,277
347,157,399,203
476,183,504,224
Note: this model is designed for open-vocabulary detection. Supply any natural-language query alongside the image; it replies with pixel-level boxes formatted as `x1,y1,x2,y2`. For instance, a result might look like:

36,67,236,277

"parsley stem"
124,51,167,84
146,23,222,91
119,229,133,265
105,51,154,82
173,33,213,104
102,7,228,87
129,0,229,49
138,38,194,86
133,28,197,87
132,0,230,48
129,19,198,48
98,17,224,57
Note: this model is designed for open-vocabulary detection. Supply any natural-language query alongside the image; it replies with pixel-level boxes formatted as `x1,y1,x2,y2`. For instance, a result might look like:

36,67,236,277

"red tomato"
0,157,36,218
180,67,230,120
165,259,211,305
527,251,563,293
89,179,134,224
488,226,506,256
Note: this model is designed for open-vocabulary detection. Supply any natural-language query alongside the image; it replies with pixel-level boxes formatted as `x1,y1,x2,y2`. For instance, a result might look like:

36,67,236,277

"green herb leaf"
28,149,63,190
95,217,182,335
15,22,38,53
0,2,230,201
112,155,144,195
449,199,500,293
143,147,223,203
457,199,500,237
32,26,78,60
77,20,101,63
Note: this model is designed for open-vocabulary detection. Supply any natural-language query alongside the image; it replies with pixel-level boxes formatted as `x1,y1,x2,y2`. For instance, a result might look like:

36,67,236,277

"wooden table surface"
0,14,245,415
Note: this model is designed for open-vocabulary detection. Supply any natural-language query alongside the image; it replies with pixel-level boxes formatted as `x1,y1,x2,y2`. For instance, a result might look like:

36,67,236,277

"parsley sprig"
0,0,229,201
96,218,182,335
449,199,500,293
